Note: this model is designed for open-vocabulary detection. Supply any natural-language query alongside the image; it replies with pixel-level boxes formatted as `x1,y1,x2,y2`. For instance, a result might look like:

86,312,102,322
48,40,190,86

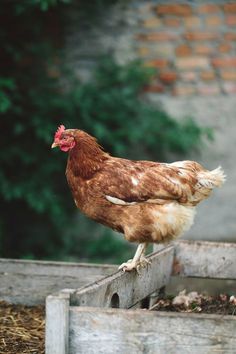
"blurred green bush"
0,0,212,262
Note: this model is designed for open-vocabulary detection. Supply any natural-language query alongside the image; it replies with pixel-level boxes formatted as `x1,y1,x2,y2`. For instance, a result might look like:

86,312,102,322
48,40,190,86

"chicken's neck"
67,140,109,180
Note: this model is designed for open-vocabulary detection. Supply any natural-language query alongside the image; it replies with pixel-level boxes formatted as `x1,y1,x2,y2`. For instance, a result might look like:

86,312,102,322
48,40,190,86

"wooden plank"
0,259,116,305
46,290,71,354
0,258,116,277
172,240,236,280
71,245,174,308
167,276,236,297
0,272,106,305
69,307,236,354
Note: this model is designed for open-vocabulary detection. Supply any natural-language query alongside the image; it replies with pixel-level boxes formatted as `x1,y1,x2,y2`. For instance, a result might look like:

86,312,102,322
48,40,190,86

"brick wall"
66,1,236,241
135,2,236,95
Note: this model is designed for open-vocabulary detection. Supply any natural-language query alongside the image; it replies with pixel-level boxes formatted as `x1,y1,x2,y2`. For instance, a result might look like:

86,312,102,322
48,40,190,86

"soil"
0,301,45,354
151,292,236,315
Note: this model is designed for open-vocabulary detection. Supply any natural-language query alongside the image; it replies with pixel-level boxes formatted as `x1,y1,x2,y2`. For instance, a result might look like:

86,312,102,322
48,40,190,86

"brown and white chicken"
52,125,226,272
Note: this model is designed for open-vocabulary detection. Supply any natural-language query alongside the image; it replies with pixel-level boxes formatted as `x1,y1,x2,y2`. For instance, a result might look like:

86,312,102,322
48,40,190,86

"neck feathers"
67,130,108,179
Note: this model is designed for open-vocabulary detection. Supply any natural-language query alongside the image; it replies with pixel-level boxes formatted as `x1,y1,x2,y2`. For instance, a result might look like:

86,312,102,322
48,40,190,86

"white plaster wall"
152,95,236,242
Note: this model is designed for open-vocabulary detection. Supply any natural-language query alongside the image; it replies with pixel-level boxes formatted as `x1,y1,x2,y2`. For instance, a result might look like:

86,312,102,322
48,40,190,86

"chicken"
51,125,226,272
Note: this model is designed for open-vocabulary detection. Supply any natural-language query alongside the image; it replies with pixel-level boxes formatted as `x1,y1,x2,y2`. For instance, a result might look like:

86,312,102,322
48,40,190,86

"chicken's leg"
118,242,150,272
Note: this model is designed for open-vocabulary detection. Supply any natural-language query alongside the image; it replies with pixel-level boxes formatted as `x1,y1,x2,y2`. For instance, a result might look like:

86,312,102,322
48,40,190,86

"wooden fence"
45,241,236,354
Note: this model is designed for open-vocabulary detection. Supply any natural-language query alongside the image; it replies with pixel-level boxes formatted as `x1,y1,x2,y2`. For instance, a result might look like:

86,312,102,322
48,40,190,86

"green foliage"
13,0,71,13
0,1,212,262
0,78,16,113
61,214,135,264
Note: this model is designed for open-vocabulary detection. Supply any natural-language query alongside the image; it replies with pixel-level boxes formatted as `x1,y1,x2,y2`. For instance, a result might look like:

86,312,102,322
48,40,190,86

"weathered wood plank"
71,246,174,308
46,290,71,354
0,259,116,305
0,258,116,276
166,276,236,297
69,307,236,354
172,240,236,280
0,273,105,305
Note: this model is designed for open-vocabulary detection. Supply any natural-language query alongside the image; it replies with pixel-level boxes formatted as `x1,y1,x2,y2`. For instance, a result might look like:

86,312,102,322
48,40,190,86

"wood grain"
44,241,236,354
0,258,116,305
69,307,236,354
71,245,174,308
0,258,116,276
46,291,70,354
172,240,236,280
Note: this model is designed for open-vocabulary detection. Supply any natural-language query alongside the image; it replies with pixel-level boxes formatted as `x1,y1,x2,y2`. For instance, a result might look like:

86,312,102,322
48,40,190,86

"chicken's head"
51,125,76,152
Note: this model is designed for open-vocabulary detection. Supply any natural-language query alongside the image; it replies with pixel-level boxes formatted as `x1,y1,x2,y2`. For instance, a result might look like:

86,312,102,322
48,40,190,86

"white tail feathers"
197,166,226,189
191,166,226,204
208,166,226,187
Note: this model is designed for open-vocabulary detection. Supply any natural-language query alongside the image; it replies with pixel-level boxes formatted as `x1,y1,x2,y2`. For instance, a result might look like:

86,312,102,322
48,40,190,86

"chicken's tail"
192,166,226,203
209,166,226,187
198,166,226,189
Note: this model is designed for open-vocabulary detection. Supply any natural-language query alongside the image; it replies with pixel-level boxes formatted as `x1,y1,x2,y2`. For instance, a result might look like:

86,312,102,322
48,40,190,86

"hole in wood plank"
141,296,150,309
110,293,119,308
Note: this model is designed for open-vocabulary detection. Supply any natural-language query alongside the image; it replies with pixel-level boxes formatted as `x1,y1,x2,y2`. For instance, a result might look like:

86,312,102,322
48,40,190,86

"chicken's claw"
118,257,151,274
118,259,135,272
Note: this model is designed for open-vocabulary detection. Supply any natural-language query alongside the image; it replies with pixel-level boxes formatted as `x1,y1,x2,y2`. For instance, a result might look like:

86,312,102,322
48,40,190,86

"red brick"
176,57,209,70
200,71,216,81
197,84,220,95
205,16,222,27
224,33,236,41
225,15,236,26
173,84,196,96
143,18,162,28
137,47,150,56
222,82,236,94
212,57,236,67
184,17,201,28
137,32,177,41
220,70,236,80
197,4,220,13
223,4,236,13
218,43,232,53
151,45,173,57
156,4,192,17
159,71,178,84
138,4,152,14
194,45,214,55
184,32,219,41
144,59,169,69
144,84,165,93
175,44,192,57
164,18,181,27
180,71,197,82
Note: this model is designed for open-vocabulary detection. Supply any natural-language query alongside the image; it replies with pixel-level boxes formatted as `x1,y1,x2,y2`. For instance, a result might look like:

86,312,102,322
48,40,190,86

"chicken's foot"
118,243,150,273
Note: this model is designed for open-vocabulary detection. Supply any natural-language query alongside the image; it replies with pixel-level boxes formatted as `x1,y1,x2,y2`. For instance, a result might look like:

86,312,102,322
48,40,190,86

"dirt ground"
0,293,235,353
0,301,44,354
151,291,236,315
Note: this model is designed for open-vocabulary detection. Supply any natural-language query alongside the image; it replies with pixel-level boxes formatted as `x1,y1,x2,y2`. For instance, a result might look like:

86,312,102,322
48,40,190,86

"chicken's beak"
51,142,58,149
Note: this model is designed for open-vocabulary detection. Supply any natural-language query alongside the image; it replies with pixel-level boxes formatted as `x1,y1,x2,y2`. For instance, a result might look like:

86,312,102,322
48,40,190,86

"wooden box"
0,258,116,305
45,241,236,354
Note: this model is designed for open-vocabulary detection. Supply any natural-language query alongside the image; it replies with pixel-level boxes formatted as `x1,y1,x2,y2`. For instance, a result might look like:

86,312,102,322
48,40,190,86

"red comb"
55,125,65,139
